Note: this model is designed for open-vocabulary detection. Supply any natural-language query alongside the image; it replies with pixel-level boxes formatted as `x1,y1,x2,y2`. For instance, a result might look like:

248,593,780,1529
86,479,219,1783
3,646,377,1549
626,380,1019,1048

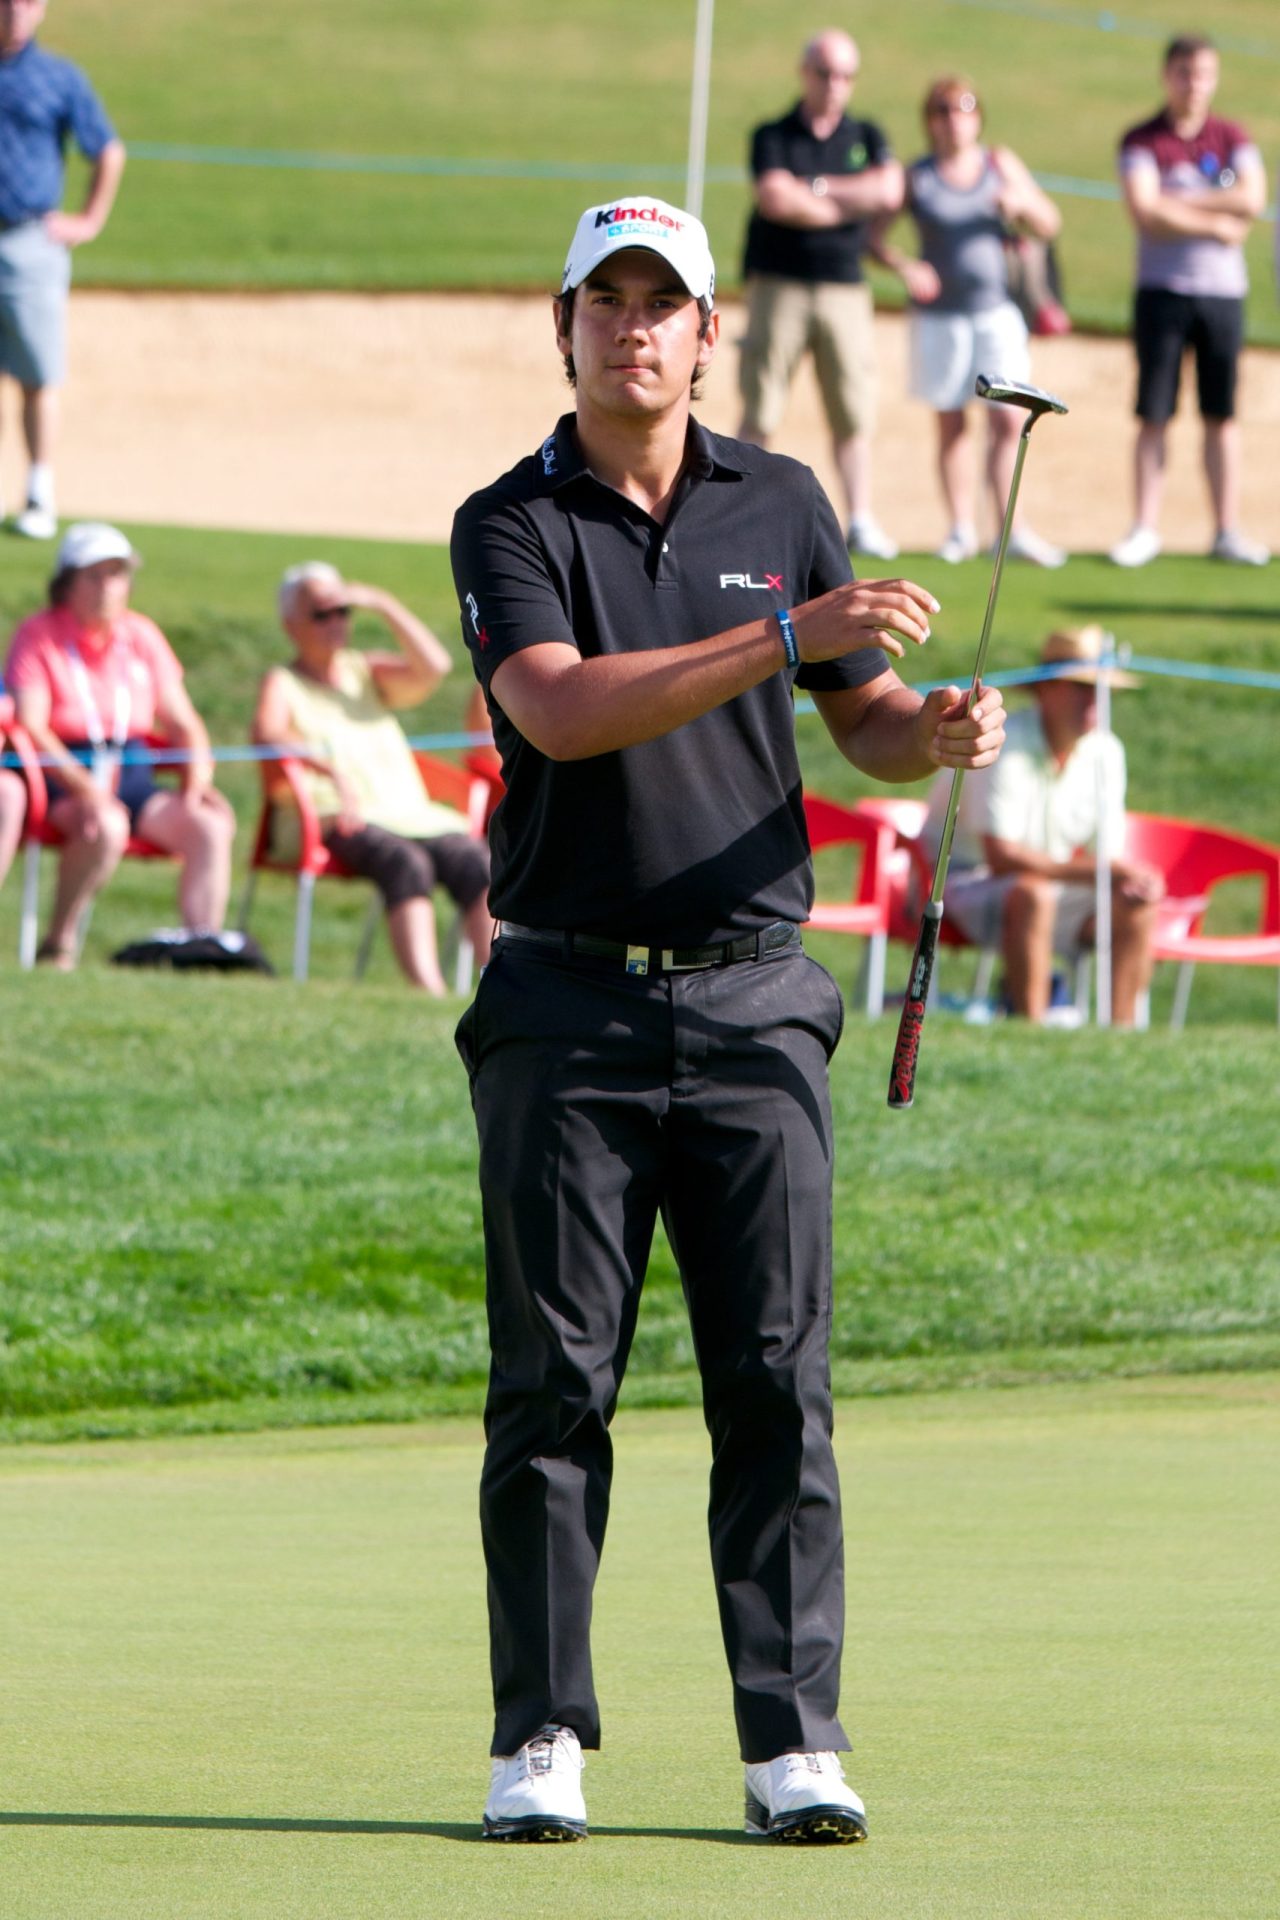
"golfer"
450,194,1006,1844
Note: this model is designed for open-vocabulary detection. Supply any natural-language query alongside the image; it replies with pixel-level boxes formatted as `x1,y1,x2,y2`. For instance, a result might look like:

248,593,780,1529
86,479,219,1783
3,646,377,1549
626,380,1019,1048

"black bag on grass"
111,929,275,974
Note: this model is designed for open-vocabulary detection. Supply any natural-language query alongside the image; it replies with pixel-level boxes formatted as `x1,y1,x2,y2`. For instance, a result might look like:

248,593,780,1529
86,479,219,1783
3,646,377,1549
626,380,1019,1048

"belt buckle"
662,949,710,972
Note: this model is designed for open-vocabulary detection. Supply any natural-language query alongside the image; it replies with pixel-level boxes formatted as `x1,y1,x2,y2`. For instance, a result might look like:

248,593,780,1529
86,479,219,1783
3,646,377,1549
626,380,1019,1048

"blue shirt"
0,41,116,227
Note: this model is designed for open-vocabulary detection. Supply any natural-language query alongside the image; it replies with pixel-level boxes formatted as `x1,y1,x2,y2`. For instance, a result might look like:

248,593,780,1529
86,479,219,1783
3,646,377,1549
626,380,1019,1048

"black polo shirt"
743,106,891,285
450,415,890,946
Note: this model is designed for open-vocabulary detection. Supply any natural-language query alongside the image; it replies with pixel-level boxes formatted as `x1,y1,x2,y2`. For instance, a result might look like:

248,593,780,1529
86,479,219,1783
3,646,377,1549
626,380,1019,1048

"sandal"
35,939,76,972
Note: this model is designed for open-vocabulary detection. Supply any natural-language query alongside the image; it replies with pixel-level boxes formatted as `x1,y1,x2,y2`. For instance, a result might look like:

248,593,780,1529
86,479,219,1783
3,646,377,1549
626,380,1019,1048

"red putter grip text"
887,906,942,1110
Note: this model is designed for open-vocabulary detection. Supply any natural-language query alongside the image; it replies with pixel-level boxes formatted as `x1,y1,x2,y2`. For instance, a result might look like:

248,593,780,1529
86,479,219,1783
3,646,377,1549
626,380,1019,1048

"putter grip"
887,904,942,1111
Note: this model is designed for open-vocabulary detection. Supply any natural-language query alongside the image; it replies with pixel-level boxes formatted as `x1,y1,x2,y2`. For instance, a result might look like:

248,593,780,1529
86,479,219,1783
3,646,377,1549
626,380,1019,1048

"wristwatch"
811,176,829,197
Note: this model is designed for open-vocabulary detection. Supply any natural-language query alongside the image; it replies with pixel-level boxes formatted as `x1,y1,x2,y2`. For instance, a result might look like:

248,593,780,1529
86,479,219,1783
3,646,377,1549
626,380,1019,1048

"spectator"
1111,34,1268,568
871,75,1065,567
738,28,902,560
0,0,126,539
4,522,235,967
924,626,1164,1027
252,563,493,995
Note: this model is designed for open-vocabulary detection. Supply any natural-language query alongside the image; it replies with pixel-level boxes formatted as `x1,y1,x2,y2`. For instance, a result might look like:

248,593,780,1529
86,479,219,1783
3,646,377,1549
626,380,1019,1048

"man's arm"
347,584,454,708
812,676,1006,783
755,161,903,230
488,577,938,763
1121,159,1250,245
44,139,126,248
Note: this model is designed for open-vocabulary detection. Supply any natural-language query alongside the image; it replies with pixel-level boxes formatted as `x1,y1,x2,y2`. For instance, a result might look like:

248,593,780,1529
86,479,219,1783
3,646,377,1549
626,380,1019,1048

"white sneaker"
846,516,899,562
936,525,978,564
1040,1004,1085,1030
13,504,57,541
744,1750,868,1844
1210,528,1270,567
1109,526,1161,569
1006,525,1067,569
482,1724,587,1842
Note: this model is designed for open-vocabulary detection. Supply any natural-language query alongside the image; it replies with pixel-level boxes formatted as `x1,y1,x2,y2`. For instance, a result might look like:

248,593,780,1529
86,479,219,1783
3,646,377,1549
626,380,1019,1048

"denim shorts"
0,220,71,387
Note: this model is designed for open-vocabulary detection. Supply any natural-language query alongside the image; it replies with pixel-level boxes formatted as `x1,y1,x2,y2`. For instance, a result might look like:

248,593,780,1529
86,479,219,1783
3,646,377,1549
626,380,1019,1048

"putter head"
974,374,1068,417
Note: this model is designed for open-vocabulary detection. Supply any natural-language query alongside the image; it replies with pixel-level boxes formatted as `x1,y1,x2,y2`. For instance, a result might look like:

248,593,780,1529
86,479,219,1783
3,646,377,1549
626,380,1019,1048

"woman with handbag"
871,75,1066,566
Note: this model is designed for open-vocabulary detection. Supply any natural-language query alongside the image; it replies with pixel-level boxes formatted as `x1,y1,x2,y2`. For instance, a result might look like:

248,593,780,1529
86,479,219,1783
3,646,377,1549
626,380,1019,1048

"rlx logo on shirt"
720,571,784,592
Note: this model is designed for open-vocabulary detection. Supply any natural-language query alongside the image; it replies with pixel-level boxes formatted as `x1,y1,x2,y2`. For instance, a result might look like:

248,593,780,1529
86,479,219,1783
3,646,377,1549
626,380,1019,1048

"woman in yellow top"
252,562,493,994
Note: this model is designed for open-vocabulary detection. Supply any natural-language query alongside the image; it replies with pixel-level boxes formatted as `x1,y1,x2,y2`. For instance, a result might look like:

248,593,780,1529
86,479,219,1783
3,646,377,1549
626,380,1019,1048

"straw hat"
1037,625,1140,689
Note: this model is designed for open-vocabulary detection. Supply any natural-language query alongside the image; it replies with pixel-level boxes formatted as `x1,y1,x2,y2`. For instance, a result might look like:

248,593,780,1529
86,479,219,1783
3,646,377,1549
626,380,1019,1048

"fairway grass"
1,1377,1276,1919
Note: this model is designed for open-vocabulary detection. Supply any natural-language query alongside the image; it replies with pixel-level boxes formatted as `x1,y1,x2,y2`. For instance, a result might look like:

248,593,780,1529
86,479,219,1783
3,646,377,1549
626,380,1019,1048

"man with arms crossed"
451,194,1006,1843
739,29,902,562
1111,33,1267,569
0,0,125,539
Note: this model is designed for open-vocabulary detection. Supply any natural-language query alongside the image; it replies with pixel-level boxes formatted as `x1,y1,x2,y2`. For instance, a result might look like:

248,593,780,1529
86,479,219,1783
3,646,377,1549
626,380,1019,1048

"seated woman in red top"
4,522,235,968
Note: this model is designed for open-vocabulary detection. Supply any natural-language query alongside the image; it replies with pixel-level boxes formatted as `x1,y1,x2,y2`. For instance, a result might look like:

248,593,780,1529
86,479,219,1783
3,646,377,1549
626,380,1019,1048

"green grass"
2,520,1278,1435
1,971,1277,1439
43,0,1280,339
2,1378,1277,1917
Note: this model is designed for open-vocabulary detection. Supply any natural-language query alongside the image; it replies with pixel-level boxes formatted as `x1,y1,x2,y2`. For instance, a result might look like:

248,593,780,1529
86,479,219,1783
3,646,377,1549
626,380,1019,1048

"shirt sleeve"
3,621,49,692
793,474,891,692
750,121,791,178
979,742,1039,846
864,121,892,166
131,616,185,702
62,63,116,160
450,495,577,691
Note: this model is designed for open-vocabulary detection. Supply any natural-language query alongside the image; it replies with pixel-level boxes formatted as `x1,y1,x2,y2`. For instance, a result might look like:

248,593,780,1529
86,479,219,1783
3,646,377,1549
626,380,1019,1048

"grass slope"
2,521,1278,1434
2,1380,1277,1918
1,970,1277,1438
44,0,1280,340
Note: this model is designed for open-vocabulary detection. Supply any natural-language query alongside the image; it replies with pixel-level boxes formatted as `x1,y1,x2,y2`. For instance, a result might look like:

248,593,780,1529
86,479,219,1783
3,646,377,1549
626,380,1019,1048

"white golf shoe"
482,1723,587,1841
1109,525,1161,569
846,516,899,562
13,504,57,541
1210,528,1269,567
743,1750,868,1844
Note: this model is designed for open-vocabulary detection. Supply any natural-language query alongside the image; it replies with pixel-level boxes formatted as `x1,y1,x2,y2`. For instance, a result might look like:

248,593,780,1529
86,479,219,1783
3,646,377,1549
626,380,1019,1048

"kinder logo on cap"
593,205,685,233
562,194,715,304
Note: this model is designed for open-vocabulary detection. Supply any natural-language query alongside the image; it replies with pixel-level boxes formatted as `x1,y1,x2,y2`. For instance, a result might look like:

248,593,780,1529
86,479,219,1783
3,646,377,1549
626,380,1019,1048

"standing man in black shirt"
451,194,1005,1846
739,29,901,563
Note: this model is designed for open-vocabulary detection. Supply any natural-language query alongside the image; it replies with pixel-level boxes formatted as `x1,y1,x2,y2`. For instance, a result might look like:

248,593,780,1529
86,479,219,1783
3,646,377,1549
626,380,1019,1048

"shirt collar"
539,412,747,494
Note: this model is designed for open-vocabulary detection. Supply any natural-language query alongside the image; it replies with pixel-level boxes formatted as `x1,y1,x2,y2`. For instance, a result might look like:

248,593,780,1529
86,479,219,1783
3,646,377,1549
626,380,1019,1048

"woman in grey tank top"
870,75,1065,566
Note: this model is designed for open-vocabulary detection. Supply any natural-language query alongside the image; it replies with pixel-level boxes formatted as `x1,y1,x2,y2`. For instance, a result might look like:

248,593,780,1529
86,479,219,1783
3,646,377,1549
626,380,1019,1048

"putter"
887,374,1069,1110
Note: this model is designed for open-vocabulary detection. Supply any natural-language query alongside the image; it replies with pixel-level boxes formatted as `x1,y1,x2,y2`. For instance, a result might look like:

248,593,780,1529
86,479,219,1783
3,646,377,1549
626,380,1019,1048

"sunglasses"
929,95,978,116
812,65,857,82
309,604,353,624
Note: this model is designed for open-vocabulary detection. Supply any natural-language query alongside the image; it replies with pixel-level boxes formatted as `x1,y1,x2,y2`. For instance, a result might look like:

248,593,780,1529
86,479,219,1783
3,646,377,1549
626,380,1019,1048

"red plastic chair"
6,721,177,967
1123,811,1280,1028
238,749,489,987
801,792,895,1016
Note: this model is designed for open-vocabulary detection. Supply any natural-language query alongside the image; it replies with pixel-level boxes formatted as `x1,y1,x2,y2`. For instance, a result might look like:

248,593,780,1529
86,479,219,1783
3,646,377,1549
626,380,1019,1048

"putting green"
2,1376,1276,1918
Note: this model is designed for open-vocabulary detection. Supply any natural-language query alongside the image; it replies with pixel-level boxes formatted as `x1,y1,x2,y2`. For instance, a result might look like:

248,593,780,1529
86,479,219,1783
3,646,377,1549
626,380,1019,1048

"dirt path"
7,290,1280,555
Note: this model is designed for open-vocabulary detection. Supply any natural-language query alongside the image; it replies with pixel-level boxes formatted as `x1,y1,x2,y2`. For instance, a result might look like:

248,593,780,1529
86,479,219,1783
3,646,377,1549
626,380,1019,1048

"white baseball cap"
55,522,139,572
561,195,716,305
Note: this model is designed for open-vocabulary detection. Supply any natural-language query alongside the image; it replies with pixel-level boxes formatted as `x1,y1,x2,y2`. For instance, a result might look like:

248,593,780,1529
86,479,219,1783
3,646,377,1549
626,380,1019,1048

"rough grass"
1,969,1277,1439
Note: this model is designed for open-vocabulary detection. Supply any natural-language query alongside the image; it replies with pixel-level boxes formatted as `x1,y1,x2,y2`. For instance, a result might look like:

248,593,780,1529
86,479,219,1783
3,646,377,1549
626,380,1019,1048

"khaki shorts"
739,274,876,441
944,870,1097,957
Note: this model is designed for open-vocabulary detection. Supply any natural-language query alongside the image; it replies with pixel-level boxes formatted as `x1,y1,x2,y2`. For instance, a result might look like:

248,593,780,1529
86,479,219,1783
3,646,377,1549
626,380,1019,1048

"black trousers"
455,936,849,1764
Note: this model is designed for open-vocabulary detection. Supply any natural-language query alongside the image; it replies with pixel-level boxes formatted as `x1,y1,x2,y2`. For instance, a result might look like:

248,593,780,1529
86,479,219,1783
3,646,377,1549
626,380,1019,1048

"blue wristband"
776,608,799,670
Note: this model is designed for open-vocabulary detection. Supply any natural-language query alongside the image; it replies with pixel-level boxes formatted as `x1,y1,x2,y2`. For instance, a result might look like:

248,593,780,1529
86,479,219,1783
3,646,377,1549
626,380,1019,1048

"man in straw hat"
924,625,1164,1025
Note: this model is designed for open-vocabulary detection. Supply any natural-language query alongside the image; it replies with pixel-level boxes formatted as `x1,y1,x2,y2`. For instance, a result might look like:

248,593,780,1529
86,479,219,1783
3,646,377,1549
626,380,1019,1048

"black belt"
496,919,801,975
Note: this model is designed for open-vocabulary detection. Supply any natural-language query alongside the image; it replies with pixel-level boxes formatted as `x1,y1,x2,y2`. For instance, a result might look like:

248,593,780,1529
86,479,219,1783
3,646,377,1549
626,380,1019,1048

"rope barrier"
4,656,1277,768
